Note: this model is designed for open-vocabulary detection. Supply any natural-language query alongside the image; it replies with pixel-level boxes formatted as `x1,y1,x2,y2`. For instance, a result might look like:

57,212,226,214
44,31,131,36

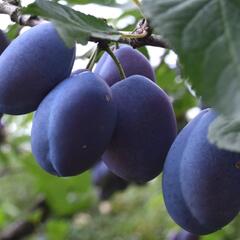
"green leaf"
24,0,121,47
64,0,117,5
6,24,21,40
208,115,240,152
142,0,240,118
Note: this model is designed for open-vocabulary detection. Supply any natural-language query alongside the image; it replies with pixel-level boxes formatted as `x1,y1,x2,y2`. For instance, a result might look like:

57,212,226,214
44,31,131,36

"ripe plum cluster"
0,23,177,183
1,22,239,236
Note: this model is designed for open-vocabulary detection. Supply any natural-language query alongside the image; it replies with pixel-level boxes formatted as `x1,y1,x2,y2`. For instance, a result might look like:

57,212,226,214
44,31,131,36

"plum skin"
162,110,209,234
31,72,117,177
94,45,156,86
0,23,75,115
92,161,129,200
169,230,199,240
103,75,177,182
163,109,240,235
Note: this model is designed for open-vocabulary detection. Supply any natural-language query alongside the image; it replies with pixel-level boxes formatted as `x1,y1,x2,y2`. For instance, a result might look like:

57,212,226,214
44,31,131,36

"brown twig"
0,197,49,240
89,34,168,49
0,0,44,26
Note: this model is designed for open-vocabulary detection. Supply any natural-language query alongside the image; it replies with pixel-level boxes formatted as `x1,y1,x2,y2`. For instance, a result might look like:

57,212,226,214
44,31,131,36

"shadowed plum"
169,230,199,240
163,109,240,235
92,161,129,200
103,75,177,182
0,30,9,54
31,72,117,177
0,23,75,115
94,45,155,86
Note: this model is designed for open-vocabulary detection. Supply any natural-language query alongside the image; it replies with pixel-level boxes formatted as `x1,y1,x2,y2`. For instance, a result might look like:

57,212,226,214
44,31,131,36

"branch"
91,18,168,48
0,1,168,48
0,197,49,240
89,33,168,48
0,0,44,26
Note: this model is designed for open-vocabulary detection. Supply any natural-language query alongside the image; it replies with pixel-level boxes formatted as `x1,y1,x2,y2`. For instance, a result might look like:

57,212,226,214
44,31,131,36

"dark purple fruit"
92,161,129,200
31,72,117,177
169,230,199,240
163,109,240,235
103,75,177,182
0,23,75,115
94,45,155,86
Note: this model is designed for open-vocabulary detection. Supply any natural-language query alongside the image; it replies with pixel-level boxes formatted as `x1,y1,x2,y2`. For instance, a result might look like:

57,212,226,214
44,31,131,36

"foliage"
24,0,121,47
142,0,240,152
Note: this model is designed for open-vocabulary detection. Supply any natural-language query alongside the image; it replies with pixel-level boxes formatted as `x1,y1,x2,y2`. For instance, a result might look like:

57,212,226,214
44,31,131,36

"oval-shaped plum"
163,109,240,235
92,161,129,200
94,45,155,86
0,30,9,54
162,110,209,233
31,72,117,177
103,75,177,182
0,23,75,115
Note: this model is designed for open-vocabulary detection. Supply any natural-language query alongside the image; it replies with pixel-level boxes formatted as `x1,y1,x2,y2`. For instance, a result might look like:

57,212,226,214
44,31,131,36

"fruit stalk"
100,42,126,80
86,44,100,71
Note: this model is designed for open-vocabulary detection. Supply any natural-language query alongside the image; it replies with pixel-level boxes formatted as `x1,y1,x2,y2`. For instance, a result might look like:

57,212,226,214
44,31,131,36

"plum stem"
86,44,100,71
115,42,119,49
100,42,126,80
